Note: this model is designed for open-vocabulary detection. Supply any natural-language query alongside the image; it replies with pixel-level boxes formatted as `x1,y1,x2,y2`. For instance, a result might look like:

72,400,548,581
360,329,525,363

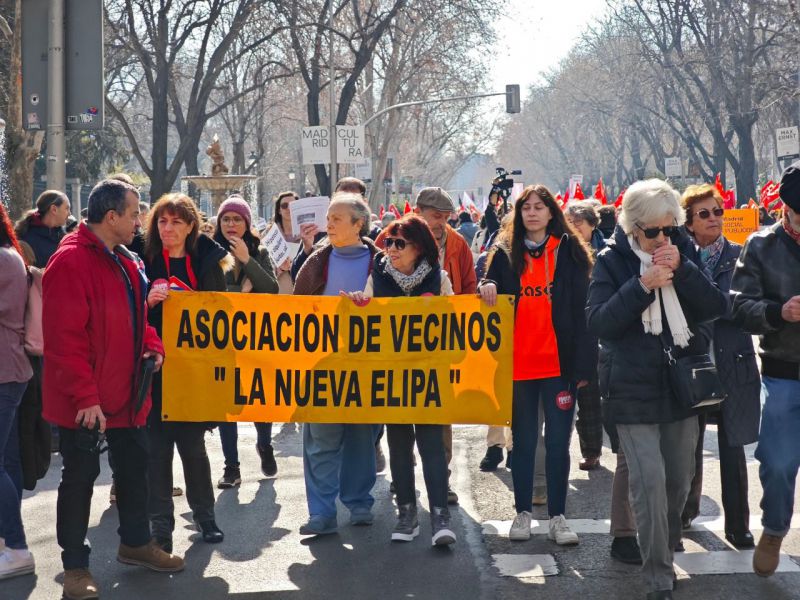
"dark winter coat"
18,217,66,268
586,226,727,425
145,234,231,422
731,222,800,365
370,254,442,298
484,234,596,385
707,238,760,447
18,356,51,490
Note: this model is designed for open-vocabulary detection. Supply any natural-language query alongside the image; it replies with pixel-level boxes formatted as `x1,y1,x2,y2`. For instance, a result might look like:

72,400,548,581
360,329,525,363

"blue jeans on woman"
218,422,273,468
511,377,575,516
0,381,29,550
756,376,800,537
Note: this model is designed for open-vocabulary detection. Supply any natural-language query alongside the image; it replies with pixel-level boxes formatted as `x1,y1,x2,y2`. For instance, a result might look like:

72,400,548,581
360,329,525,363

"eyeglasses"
694,207,724,220
384,237,409,250
220,216,245,225
636,223,677,239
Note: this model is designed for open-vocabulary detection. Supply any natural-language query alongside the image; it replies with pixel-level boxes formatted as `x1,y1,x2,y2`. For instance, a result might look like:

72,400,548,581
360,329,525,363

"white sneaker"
548,515,579,545
509,511,532,541
0,549,35,580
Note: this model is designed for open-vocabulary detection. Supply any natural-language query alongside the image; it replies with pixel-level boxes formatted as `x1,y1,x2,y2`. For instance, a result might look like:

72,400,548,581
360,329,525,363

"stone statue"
206,135,229,176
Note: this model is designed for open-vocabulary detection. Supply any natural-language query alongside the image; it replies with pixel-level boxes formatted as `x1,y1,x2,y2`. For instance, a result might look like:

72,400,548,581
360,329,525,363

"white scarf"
628,235,693,348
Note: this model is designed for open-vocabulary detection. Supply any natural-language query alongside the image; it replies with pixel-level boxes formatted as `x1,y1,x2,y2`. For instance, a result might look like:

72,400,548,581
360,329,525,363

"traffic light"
506,84,520,114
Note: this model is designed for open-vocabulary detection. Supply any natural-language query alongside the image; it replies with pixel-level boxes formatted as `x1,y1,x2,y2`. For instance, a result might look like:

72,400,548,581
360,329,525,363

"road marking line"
674,551,800,575
482,515,800,536
492,554,558,578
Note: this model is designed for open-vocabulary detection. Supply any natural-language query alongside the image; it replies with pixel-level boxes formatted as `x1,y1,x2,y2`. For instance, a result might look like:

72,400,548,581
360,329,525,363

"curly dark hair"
496,184,593,277
384,214,439,269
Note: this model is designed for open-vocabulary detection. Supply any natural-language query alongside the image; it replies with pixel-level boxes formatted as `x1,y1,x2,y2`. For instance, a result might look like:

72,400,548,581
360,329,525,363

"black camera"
491,167,522,204
75,423,108,455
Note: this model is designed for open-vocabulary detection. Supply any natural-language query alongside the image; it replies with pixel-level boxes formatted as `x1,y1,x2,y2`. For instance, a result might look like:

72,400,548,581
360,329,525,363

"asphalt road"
6,422,800,600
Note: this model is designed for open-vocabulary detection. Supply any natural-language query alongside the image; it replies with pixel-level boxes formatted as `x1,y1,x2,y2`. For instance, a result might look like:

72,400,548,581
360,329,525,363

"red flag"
594,179,608,205
747,198,757,209
563,189,570,204
723,189,736,210
573,183,585,200
760,181,781,210
714,173,725,197
614,189,625,208
378,204,385,219
403,199,411,214
388,204,401,218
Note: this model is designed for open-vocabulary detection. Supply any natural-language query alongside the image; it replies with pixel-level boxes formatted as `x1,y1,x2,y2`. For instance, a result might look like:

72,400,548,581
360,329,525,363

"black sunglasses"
384,237,409,250
694,207,724,220
636,223,677,239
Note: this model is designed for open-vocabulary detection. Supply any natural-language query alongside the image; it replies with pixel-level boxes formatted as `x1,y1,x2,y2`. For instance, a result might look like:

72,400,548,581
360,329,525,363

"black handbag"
660,333,726,409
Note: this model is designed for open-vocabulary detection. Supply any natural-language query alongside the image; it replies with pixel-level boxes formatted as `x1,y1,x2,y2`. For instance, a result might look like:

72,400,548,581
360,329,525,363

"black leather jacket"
731,223,800,364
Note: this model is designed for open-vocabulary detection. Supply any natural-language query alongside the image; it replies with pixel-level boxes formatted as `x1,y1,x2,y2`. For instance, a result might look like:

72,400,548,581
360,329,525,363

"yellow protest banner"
161,292,514,425
723,209,760,245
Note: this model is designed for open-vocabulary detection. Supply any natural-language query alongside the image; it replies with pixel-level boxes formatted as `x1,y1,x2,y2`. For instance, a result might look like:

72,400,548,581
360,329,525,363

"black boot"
610,536,642,564
257,444,277,478
197,520,224,544
479,446,504,472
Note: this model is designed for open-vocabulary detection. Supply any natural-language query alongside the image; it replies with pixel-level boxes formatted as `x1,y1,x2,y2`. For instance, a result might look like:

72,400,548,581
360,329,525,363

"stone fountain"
181,135,258,214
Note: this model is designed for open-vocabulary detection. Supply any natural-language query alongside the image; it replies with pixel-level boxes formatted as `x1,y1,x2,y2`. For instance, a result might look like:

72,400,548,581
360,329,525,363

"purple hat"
217,196,252,228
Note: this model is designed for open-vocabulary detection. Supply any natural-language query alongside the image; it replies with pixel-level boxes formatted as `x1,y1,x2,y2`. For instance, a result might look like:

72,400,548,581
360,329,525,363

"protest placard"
723,208,760,245
289,196,329,235
161,293,514,425
262,224,291,269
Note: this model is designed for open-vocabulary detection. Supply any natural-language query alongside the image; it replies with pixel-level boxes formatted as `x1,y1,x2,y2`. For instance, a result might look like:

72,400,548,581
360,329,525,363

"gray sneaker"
391,503,419,542
430,506,456,546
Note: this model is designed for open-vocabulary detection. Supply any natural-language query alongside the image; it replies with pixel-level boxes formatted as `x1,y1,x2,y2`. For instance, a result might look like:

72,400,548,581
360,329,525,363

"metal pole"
362,91,511,128
46,0,66,192
328,0,337,193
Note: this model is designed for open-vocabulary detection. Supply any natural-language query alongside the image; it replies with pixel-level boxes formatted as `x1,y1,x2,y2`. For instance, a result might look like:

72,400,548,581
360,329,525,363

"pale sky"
490,0,610,99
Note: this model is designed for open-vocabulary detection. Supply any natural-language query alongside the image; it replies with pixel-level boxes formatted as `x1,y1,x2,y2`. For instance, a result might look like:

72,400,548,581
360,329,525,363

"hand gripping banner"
161,292,514,425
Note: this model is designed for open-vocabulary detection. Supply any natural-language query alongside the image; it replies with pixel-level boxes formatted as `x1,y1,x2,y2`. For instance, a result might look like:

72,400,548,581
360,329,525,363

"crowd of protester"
0,163,799,600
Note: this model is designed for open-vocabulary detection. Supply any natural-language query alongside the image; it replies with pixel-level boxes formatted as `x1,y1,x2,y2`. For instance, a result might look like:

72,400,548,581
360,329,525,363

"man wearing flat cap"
732,161,800,578
375,187,477,504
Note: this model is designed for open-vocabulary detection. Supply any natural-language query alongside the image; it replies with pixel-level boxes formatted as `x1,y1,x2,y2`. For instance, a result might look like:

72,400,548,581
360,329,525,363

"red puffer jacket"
42,223,164,429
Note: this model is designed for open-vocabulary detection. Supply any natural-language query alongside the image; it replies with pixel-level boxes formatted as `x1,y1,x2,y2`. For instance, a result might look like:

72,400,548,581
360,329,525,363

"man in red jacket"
43,179,183,600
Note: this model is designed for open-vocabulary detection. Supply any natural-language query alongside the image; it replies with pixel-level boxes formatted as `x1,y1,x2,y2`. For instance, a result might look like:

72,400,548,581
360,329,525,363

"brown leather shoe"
753,533,783,577
117,540,185,573
579,456,600,471
63,568,100,600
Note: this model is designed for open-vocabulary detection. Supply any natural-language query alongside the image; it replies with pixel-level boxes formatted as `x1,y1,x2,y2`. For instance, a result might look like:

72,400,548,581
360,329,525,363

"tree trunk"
732,118,757,205
5,0,44,219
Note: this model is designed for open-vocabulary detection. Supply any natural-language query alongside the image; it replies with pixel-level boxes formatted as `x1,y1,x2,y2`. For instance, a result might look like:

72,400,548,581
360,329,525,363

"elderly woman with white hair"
587,179,727,600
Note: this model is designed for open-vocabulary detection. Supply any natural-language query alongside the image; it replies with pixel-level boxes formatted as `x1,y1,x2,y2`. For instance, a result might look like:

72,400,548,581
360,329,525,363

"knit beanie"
779,161,800,213
217,196,252,227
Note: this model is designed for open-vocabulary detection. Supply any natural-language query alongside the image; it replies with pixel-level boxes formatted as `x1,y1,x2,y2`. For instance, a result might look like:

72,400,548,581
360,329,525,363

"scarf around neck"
697,235,725,272
628,235,693,348
385,259,433,295
783,214,800,245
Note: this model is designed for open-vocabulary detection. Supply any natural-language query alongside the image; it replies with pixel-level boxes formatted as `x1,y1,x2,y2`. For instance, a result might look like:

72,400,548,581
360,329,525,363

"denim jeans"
511,377,575,515
0,381,28,549
218,422,273,468
386,424,448,510
756,376,800,537
57,426,151,569
302,423,379,518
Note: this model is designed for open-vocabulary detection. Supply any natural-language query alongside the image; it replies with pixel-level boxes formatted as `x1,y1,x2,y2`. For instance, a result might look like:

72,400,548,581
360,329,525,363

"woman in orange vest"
479,184,594,545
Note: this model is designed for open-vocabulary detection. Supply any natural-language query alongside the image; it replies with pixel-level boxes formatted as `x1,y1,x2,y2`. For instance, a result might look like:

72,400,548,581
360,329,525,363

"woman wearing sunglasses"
679,184,760,548
344,215,456,547
479,185,595,547
587,179,727,600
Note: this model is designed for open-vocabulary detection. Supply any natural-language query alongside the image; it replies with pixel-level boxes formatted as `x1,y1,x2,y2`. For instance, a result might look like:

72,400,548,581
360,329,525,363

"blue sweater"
322,243,372,296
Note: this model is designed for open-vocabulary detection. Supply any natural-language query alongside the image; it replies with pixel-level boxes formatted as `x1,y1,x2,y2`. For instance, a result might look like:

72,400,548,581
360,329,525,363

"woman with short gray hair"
587,179,727,600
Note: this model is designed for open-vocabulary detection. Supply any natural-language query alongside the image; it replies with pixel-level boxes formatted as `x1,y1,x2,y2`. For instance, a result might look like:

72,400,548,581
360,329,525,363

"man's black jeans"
57,426,150,569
